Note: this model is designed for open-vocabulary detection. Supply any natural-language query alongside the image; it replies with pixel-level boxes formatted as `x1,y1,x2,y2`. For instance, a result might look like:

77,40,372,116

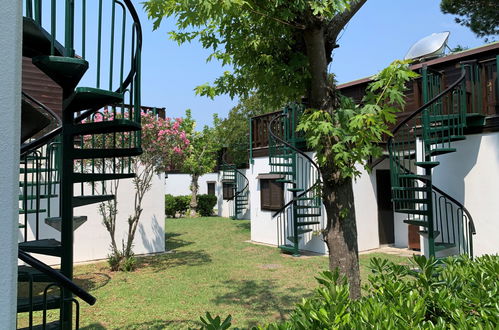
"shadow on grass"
121,319,201,329
135,249,212,272
233,221,251,232
81,323,107,329
165,232,193,250
74,272,111,292
212,279,305,327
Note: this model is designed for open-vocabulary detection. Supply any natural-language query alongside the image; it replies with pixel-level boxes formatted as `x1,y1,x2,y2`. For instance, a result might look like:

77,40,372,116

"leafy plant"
197,255,499,329
197,194,218,217
165,194,191,218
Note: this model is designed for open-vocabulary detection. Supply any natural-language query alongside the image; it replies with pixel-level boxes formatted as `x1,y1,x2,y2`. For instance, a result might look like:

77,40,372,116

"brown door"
376,170,394,245
408,225,421,250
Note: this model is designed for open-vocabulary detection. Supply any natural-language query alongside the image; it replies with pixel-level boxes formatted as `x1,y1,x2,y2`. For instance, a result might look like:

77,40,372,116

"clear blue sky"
134,0,484,128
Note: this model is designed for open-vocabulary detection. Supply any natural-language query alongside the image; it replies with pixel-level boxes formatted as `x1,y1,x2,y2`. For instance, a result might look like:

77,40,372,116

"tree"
87,110,189,270
181,110,219,217
144,0,415,298
440,0,498,40
215,94,275,166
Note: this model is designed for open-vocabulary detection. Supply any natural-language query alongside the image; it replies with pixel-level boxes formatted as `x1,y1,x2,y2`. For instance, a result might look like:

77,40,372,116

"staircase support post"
60,90,75,329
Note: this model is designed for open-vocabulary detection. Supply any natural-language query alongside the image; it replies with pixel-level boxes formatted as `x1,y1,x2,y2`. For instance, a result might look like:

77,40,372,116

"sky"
134,0,485,128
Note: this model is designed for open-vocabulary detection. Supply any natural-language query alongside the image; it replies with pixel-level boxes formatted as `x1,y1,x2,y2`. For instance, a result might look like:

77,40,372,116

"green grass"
21,217,411,329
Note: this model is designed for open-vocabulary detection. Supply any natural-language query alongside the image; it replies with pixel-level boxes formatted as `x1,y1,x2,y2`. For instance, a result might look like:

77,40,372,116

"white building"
248,43,499,258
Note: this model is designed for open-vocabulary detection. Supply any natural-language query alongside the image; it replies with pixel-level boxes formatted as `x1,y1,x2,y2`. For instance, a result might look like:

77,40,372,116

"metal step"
426,135,465,144
32,55,88,91
18,265,59,283
19,194,58,200
45,216,88,232
19,239,62,257
22,18,64,58
72,194,115,207
288,188,304,192
72,119,141,135
17,295,61,313
403,219,429,227
414,161,440,169
435,242,456,252
72,173,135,183
278,244,298,254
63,87,123,113
72,147,142,159
426,148,456,157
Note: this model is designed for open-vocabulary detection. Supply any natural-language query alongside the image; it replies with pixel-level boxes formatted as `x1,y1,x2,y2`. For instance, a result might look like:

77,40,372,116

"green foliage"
165,194,191,218
297,60,419,178
198,312,233,330
107,251,136,272
197,194,218,216
198,255,499,329
143,0,350,108
181,110,219,177
440,0,498,40
214,95,276,165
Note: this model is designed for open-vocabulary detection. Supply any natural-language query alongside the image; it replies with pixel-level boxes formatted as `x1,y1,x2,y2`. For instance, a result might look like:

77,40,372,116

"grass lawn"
36,217,411,329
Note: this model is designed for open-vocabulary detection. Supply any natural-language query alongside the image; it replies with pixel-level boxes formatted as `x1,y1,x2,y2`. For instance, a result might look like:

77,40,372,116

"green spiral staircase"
268,104,323,256
18,0,142,328
388,64,483,258
220,152,249,220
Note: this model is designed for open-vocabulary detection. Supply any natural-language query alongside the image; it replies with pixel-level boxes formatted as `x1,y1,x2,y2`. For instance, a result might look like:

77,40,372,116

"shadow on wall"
433,136,480,204
211,279,307,328
138,215,165,255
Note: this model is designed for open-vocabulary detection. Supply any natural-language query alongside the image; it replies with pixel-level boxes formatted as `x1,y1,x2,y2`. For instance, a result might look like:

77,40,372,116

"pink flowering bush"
140,111,190,172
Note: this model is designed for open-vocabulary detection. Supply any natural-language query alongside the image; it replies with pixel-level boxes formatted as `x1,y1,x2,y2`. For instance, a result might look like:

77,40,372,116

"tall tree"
144,0,416,298
440,0,498,40
181,110,218,217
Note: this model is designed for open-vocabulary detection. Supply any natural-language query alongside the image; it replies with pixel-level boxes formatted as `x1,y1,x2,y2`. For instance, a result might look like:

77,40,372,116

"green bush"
197,194,218,216
198,255,499,329
165,194,191,218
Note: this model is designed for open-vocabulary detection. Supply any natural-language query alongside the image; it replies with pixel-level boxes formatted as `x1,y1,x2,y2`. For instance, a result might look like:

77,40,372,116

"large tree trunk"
322,174,361,299
189,174,199,217
302,17,361,299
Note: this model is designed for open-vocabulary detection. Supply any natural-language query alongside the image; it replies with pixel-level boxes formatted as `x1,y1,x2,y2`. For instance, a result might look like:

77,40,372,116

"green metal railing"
268,104,323,256
388,68,475,257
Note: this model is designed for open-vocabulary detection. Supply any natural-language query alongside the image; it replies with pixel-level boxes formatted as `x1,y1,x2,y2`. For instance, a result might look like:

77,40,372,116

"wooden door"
408,225,421,250
376,170,394,245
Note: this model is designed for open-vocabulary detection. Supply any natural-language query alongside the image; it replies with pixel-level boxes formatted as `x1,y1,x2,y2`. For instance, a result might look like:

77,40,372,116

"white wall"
0,0,22,326
432,132,499,257
23,171,165,265
249,154,381,254
165,172,218,196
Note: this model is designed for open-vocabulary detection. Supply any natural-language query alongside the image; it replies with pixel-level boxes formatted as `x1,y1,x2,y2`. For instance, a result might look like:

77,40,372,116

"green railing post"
64,0,74,57
249,118,253,165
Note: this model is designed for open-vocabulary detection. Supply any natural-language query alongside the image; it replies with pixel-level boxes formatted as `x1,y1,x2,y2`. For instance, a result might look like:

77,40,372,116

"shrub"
165,194,176,217
165,194,191,218
198,255,499,329
197,194,218,216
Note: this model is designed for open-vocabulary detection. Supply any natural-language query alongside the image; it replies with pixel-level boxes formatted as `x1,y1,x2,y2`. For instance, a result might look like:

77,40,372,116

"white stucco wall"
0,0,22,326
23,171,166,265
249,154,381,254
165,172,219,196
432,132,499,257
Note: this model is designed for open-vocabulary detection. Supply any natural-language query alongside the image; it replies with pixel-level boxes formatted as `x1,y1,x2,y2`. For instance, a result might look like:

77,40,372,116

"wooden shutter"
260,179,283,211
223,183,234,200
207,182,215,196
269,180,284,210
260,179,271,209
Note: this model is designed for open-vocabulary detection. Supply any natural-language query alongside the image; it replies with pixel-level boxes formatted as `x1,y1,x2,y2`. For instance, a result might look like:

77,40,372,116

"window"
260,179,284,211
222,182,234,200
207,182,215,196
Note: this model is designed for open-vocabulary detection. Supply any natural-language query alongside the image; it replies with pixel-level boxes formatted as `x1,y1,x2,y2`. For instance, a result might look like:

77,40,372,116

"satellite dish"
404,32,450,61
